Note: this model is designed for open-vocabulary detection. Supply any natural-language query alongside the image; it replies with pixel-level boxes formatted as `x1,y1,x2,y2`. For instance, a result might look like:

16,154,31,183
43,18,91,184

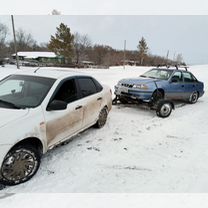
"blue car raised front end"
114,67,204,104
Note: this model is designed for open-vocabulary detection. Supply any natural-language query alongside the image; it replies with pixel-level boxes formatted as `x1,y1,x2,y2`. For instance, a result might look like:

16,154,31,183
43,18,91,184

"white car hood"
0,108,29,128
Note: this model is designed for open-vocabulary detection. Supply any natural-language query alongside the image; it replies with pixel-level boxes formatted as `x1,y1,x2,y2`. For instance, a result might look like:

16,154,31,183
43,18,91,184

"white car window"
0,75,55,108
77,78,97,97
53,79,78,103
0,80,23,96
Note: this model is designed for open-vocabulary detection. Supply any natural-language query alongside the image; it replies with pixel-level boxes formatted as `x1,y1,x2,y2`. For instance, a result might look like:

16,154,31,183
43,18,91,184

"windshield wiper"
0,99,21,109
140,75,146,77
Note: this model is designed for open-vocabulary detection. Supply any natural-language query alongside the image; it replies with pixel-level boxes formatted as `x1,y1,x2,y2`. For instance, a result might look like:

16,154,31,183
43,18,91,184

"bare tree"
9,28,37,52
176,53,183,65
73,32,91,64
0,23,8,43
17,29,36,50
88,45,114,66
0,23,8,59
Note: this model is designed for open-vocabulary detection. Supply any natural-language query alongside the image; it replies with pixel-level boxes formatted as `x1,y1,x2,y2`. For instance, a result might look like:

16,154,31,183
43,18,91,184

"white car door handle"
75,105,83,110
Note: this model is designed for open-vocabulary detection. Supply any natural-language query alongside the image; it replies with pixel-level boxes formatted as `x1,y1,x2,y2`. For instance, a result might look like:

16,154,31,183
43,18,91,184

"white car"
0,68,112,185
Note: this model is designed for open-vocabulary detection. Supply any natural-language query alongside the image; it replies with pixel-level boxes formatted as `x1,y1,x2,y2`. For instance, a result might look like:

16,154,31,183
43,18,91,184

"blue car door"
165,71,184,100
182,71,198,99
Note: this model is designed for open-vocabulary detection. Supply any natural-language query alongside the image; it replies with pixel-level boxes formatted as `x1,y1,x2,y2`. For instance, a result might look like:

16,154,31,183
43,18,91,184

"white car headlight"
133,84,148,90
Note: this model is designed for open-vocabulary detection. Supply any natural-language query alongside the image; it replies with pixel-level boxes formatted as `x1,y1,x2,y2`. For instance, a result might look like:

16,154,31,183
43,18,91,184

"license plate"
118,87,128,93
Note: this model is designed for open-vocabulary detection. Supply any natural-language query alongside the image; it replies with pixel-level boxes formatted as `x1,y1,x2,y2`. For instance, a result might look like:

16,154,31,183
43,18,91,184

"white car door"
77,77,103,128
44,78,84,148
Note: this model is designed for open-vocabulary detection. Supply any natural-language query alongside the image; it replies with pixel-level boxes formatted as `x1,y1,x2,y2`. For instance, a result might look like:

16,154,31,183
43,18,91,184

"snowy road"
0,65,208,192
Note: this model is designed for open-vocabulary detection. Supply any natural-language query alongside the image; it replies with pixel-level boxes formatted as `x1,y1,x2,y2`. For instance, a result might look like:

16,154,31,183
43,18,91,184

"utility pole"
11,15,20,69
166,50,169,60
165,50,169,66
123,40,126,69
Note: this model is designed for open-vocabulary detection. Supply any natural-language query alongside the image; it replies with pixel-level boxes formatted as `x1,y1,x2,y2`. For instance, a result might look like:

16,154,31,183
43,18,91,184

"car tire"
152,90,164,101
95,107,108,128
119,96,128,104
189,91,199,104
156,100,173,118
0,144,41,186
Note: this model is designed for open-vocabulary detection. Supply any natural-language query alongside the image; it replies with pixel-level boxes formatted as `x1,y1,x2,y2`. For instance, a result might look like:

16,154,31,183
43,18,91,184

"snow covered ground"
1,193,208,208
0,64,208,193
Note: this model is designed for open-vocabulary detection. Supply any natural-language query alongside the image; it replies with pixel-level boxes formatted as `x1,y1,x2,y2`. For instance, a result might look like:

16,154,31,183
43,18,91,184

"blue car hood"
120,76,161,85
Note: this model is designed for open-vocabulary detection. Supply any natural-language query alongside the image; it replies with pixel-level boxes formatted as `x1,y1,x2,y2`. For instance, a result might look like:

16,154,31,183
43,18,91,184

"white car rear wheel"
95,107,108,128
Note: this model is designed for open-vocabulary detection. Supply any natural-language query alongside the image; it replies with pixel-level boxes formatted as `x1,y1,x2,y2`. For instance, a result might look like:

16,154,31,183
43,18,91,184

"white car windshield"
0,75,55,109
140,69,173,80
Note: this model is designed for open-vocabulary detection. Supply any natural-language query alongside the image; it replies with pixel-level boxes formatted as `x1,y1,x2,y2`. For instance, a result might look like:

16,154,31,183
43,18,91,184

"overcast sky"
1,15,208,65
0,0,208,15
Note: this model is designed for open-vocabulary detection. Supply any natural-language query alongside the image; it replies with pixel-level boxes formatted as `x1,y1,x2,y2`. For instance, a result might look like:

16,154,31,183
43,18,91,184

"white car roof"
14,67,88,80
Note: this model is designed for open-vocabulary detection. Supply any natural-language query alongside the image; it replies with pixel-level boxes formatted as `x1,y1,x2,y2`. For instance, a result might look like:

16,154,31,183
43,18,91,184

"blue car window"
183,72,195,83
172,71,183,82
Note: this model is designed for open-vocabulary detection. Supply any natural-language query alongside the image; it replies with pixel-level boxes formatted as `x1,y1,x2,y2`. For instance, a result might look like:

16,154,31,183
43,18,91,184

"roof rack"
156,64,189,71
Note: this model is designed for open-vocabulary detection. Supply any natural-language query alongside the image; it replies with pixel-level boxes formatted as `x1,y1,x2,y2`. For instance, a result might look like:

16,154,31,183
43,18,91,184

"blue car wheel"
189,91,199,104
119,96,129,104
151,90,164,105
156,100,173,118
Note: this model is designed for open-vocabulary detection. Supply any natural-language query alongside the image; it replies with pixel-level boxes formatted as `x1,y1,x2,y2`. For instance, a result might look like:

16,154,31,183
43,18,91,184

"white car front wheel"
0,145,41,186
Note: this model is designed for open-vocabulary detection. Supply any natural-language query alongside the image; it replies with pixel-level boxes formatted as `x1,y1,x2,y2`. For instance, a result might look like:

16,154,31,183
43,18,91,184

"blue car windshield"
141,69,173,80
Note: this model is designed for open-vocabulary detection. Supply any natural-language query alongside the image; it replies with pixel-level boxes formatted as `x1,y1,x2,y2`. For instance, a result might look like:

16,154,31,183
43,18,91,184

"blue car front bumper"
114,86,153,101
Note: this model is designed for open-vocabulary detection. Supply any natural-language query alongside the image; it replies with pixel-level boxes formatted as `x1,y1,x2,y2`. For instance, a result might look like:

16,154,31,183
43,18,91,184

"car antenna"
34,67,41,73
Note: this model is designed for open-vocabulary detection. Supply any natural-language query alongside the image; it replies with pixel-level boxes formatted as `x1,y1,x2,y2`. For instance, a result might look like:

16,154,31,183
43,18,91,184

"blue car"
114,66,204,117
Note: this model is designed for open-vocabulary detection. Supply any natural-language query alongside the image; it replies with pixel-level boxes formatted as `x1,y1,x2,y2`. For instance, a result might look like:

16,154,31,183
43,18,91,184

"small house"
12,51,64,66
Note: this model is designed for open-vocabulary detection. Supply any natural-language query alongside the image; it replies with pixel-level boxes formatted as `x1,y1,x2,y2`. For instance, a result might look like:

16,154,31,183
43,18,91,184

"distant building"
12,51,64,66
81,61,95,68
121,60,137,66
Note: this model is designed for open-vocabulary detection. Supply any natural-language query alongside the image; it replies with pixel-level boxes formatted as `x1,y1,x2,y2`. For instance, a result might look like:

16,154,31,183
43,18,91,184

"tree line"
0,22,185,67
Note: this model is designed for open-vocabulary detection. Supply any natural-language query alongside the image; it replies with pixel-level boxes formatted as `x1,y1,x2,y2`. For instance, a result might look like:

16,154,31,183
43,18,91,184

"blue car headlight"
117,81,122,86
133,84,148,90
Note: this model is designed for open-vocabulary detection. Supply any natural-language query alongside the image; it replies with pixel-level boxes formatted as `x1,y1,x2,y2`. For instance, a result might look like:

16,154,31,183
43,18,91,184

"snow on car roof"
14,67,87,80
